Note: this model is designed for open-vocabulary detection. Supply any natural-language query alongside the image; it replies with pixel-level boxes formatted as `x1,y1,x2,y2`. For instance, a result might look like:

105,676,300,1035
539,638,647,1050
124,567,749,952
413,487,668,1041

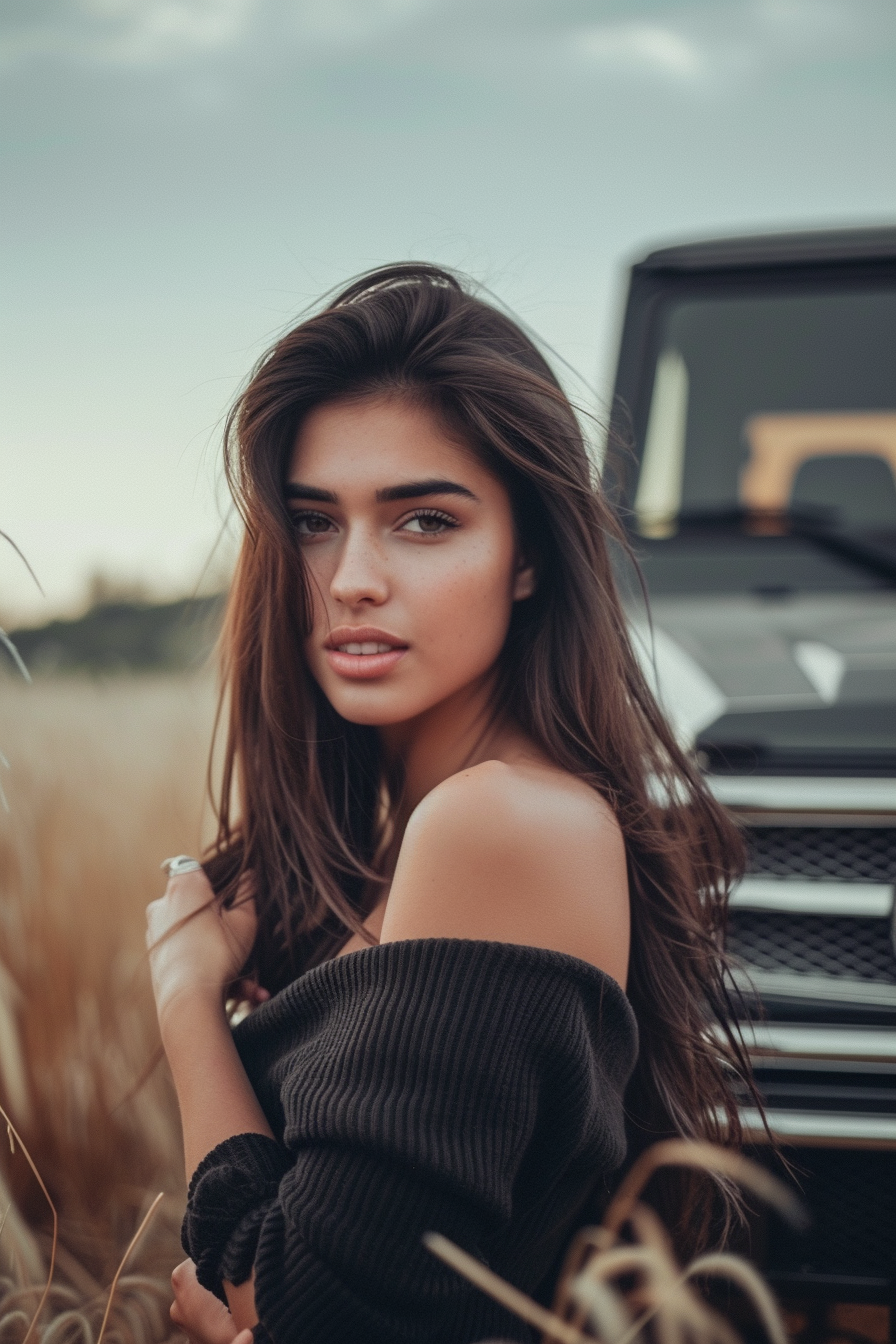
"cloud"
293,0,436,49
0,0,257,66
3,0,894,78
570,21,706,84
566,0,896,93
0,0,437,67
101,0,255,62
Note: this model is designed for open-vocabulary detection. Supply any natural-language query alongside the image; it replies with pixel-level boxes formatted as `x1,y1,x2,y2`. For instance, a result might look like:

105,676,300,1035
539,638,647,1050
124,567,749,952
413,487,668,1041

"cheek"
413,540,516,672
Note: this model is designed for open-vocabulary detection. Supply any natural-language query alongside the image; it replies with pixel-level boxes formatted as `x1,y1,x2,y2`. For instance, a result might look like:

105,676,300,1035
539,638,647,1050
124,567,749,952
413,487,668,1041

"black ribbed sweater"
182,938,638,1344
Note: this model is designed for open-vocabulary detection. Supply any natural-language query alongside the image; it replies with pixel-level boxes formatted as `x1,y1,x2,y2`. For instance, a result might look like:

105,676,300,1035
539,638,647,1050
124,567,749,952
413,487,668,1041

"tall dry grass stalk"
426,1141,805,1344
0,673,217,1342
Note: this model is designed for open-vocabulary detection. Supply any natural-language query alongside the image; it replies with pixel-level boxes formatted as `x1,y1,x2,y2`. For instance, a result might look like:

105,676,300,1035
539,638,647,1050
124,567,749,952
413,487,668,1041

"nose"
329,524,389,608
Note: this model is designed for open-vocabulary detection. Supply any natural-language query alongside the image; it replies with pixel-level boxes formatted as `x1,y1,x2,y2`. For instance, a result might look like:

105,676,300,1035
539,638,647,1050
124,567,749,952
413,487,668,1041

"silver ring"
161,855,203,877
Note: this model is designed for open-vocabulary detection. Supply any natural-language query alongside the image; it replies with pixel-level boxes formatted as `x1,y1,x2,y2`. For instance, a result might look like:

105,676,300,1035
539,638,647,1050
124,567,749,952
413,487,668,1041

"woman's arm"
161,994,269,1332
147,869,273,1332
158,986,273,1179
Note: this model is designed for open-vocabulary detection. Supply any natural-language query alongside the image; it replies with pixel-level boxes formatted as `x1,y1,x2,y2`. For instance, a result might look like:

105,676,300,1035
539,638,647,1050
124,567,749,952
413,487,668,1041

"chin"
339,709,410,727
321,684,433,728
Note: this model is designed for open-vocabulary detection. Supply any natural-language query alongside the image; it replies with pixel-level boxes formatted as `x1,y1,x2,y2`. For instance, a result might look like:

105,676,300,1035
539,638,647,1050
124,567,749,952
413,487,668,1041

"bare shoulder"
406,759,621,857
379,761,629,986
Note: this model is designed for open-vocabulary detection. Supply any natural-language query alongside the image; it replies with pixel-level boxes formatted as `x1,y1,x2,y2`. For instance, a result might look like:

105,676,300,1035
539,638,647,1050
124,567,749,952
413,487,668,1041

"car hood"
629,590,896,774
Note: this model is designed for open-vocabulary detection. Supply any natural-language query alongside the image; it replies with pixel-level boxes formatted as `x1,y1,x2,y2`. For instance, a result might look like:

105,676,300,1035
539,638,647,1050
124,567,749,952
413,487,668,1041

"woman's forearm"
159,989,274,1183
148,876,269,1332
161,992,271,1331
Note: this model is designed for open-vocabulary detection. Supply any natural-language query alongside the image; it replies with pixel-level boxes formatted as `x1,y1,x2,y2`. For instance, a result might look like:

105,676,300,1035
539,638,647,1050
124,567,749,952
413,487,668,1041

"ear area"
512,556,536,601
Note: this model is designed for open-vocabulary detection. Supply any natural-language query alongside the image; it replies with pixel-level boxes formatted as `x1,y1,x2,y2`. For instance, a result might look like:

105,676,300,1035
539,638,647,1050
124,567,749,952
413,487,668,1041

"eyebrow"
285,483,338,503
285,478,479,504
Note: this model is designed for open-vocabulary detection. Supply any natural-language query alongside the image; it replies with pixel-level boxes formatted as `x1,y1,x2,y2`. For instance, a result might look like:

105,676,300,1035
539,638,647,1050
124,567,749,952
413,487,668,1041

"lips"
335,640,396,655
323,626,409,680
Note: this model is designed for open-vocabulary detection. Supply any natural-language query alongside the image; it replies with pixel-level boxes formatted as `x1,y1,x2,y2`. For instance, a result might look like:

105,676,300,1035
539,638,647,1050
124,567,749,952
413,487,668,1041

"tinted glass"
657,287,895,512
632,284,896,594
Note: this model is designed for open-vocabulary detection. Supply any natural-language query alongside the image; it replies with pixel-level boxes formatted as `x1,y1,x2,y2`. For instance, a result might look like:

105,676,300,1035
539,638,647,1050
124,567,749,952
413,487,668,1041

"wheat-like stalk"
0,1102,58,1344
94,1193,163,1344
427,1140,803,1344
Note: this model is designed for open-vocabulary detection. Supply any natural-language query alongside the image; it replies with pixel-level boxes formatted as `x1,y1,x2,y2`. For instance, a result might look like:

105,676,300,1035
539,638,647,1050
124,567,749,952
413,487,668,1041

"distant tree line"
2,594,225,675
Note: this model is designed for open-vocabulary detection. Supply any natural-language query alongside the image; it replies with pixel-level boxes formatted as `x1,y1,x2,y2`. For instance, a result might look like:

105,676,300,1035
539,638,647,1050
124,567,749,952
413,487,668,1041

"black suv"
607,227,896,1318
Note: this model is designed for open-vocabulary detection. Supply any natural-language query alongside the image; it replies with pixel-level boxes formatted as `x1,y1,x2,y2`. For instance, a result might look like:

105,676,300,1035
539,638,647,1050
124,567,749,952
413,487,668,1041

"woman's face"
288,395,534,728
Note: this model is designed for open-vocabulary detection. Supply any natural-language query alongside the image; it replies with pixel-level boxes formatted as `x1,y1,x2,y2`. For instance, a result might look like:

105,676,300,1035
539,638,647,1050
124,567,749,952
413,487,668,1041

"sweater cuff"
182,1133,292,1299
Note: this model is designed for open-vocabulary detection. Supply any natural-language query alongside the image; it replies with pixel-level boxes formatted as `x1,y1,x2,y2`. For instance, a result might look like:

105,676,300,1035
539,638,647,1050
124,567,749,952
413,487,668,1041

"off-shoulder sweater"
182,938,638,1344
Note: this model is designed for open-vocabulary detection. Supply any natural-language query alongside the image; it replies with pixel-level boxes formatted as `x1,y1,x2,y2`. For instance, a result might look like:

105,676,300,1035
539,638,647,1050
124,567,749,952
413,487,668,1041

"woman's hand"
170,1258,254,1344
146,868,258,1029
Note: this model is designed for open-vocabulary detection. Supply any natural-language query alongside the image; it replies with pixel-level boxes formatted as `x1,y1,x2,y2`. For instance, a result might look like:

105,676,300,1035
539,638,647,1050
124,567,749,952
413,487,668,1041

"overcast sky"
2,0,894,623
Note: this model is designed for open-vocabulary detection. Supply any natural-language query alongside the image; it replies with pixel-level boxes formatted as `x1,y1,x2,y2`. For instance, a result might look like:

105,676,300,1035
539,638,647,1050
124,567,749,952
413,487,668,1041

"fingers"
170,1259,240,1344
169,1298,188,1330
146,872,218,951
231,979,270,1004
164,867,216,906
146,864,258,1001
148,874,215,932
171,1257,193,1284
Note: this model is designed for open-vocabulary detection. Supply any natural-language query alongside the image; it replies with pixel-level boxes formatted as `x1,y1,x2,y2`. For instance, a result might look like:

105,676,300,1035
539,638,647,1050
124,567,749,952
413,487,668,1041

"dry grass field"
0,673,887,1344
0,673,217,1343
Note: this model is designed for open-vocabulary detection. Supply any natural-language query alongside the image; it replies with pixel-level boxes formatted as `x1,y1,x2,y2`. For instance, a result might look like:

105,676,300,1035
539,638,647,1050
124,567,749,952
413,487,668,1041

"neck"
378,672,517,820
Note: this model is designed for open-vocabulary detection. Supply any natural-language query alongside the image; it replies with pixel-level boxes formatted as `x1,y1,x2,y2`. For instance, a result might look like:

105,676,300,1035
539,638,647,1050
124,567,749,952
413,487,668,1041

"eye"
399,509,459,536
291,510,336,539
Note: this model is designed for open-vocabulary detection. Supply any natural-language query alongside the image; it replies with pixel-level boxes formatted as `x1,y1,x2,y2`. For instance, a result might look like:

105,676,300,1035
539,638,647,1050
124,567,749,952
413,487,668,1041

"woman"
146,264,750,1344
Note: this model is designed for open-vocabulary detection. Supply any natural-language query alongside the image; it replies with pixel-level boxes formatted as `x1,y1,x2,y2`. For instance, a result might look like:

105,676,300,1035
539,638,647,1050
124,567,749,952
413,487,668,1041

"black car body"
607,227,896,1313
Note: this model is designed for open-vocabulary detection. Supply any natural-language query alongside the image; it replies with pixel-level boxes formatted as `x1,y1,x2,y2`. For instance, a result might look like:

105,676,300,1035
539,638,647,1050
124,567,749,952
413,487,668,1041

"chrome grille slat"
729,1023,896,1061
731,876,894,916
738,1107,896,1146
708,776,896,811
727,825,896,993
730,966,896,1007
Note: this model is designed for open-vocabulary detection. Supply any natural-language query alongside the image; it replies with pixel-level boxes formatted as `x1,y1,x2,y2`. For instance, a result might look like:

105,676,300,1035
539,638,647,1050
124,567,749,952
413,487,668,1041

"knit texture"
182,938,638,1344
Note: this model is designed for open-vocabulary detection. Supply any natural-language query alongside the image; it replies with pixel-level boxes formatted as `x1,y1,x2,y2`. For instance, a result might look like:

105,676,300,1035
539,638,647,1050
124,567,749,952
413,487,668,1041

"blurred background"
0,3,894,1342
2,0,896,625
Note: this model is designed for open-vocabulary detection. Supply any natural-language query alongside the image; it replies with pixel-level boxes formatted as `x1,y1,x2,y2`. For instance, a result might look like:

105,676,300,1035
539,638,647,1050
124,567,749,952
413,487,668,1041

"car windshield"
631,284,896,595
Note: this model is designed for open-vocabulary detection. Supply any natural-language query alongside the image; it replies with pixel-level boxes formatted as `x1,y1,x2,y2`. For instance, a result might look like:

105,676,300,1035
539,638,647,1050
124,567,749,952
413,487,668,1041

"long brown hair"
207,263,756,1249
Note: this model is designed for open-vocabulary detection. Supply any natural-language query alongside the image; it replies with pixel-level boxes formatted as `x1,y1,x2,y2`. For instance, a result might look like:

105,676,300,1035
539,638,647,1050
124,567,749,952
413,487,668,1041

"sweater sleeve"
181,939,637,1344
184,1133,291,1300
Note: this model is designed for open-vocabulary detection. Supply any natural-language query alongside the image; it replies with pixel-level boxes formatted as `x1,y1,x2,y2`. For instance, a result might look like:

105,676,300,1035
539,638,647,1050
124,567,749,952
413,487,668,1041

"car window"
634,287,896,536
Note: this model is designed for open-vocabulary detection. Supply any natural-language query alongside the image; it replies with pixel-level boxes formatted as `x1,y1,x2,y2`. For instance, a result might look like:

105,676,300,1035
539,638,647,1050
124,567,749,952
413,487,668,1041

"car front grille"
728,826,896,993
728,910,896,983
746,826,896,884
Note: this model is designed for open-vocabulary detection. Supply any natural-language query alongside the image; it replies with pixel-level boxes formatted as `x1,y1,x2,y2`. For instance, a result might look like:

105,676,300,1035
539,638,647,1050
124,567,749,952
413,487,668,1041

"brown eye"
401,510,457,535
293,511,335,537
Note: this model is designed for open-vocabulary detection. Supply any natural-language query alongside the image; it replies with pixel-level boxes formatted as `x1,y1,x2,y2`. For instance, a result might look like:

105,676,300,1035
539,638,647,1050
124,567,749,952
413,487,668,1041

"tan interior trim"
741,411,896,511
